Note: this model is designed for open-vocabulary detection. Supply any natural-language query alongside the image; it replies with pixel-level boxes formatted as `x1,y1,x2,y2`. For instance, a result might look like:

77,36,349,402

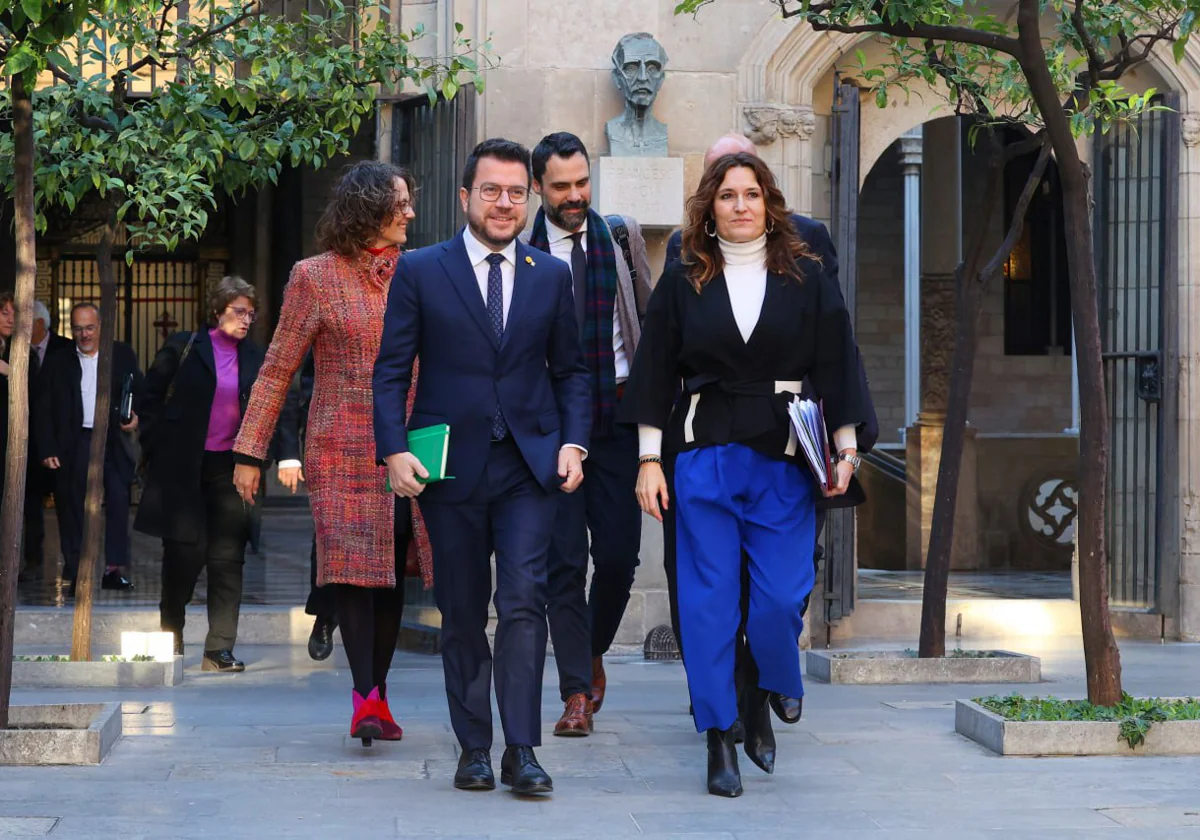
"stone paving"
3,637,1200,838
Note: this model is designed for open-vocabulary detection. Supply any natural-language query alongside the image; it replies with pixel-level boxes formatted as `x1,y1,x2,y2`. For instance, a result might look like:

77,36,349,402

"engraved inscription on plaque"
596,156,684,228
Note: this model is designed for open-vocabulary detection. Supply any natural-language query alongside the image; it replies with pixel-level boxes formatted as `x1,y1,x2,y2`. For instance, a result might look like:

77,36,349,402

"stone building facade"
386,0,1200,645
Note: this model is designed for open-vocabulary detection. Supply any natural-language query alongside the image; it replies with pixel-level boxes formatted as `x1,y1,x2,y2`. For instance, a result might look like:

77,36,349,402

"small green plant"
977,693,1200,749
100,654,156,663
13,655,71,662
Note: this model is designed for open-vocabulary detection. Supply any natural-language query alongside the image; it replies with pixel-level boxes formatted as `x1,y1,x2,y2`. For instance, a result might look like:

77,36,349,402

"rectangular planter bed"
12,655,183,688
955,699,1200,756
806,649,1040,684
0,703,122,765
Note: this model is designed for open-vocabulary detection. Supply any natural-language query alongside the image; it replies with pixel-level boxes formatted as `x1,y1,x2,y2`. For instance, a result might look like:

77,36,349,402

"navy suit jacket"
666,213,879,456
373,231,593,505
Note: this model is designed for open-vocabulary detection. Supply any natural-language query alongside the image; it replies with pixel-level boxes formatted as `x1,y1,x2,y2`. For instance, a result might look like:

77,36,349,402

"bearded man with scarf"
526,132,653,736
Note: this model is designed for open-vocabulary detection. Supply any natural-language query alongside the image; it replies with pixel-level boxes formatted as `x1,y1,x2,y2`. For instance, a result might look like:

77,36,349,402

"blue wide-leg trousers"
674,443,816,733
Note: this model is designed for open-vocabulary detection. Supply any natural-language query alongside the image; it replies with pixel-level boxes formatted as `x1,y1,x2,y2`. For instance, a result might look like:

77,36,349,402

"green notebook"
386,423,454,491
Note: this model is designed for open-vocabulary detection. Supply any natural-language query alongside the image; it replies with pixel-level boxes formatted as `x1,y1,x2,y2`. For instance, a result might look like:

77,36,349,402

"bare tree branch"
1098,23,1179,80
809,17,1022,55
1071,0,1104,89
124,1,259,77
982,134,1053,281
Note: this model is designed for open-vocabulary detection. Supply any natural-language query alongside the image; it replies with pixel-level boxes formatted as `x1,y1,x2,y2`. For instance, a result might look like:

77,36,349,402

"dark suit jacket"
35,340,143,483
275,350,314,464
134,330,267,543
665,213,879,459
373,231,592,505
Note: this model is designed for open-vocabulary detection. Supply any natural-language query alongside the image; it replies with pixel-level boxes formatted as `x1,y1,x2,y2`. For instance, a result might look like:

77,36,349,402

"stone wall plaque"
596,156,684,229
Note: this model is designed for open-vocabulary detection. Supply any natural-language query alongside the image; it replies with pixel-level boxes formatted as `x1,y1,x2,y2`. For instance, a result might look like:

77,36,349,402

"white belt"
682,379,805,458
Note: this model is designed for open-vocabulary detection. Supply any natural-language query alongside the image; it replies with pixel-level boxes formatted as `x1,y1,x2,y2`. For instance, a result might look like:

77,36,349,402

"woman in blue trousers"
620,153,866,797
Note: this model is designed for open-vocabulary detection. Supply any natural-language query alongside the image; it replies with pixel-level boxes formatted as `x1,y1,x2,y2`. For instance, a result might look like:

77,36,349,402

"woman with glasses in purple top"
136,276,277,673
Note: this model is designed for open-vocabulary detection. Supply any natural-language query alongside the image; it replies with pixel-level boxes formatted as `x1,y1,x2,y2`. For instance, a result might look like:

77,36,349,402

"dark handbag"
137,332,196,476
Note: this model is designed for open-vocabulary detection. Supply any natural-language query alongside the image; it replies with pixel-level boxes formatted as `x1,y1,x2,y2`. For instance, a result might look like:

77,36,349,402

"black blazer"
134,330,267,543
275,350,314,464
665,214,879,457
34,340,143,481
621,237,870,506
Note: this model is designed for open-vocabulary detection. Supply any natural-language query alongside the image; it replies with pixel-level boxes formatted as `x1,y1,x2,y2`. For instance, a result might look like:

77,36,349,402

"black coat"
134,330,268,543
621,236,871,507
34,340,143,482
665,214,879,456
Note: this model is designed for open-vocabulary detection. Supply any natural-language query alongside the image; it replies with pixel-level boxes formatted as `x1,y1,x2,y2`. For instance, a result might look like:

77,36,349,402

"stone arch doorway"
738,18,1198,639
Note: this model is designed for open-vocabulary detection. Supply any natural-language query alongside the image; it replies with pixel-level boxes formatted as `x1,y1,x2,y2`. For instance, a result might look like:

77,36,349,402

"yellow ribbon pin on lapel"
525,255,535,266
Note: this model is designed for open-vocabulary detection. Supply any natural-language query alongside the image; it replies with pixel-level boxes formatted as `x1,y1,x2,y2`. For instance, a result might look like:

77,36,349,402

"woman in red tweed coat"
232,161,430,745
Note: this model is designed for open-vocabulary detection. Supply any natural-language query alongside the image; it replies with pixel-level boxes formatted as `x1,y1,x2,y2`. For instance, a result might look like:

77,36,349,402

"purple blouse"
205,328,241,451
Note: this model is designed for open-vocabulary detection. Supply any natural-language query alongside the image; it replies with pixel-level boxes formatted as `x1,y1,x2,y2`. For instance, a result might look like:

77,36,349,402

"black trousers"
22,465,47,569
332,497,409,697
54,428,131,580
159,450,252,651
305,536,336,619
421,437,556,750
546,423,641,700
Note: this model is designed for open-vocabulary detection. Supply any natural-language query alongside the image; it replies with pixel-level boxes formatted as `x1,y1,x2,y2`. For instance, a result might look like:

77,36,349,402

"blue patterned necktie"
485,252,508,440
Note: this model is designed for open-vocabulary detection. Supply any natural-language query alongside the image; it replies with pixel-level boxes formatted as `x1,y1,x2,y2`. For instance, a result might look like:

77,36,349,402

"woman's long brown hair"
680,152,818,292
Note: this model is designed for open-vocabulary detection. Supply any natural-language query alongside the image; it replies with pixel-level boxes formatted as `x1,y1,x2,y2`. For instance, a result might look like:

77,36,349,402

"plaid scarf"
528,207,619,436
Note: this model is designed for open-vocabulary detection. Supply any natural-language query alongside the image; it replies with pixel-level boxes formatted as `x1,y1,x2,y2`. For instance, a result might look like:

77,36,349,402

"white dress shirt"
78,347,99,429
463,227,516,327
463,227,586,457
545,218,629,382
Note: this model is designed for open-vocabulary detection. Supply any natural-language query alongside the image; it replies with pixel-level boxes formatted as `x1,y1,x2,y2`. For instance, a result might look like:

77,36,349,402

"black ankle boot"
706,727,743,797
769,693,802,724
741,686,776,774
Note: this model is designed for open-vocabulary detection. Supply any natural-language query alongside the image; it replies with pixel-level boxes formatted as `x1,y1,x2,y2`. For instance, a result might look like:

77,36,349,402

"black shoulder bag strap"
606,214,637,288
164,332,197,407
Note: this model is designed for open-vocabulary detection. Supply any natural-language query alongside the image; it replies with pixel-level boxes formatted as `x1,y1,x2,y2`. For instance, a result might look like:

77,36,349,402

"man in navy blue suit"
373,138,592,795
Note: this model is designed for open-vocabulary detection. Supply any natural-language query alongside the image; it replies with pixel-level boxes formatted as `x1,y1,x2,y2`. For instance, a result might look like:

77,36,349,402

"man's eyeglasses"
70,324,97,335
474,184,530,204
227,306,257,324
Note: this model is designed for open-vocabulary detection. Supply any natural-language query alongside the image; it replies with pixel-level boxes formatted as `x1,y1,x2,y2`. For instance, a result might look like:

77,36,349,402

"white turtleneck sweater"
638,233,857,458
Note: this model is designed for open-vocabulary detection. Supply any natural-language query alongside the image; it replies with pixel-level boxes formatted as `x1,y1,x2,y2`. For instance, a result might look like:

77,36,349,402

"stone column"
1178,112,1200,641
905,117,980,571
898,127,923,432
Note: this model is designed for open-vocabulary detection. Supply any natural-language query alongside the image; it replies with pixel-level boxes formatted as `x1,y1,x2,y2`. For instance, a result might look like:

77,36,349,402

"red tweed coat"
234,247,433,589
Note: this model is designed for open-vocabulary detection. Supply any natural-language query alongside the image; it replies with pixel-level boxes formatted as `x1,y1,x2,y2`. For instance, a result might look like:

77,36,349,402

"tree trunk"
918,267,983,658
69,214,119,663
1016,0,1122,705
0,75,38,728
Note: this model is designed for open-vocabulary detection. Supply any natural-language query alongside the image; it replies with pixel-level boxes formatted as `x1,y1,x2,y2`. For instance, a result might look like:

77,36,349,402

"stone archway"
738,16,1200,638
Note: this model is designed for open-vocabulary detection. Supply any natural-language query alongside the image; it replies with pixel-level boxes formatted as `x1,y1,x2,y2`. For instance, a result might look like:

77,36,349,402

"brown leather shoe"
591,656,607,713
553,693,593,737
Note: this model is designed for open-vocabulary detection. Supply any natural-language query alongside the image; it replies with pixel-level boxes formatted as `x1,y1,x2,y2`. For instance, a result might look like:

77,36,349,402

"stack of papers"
787,396,834,491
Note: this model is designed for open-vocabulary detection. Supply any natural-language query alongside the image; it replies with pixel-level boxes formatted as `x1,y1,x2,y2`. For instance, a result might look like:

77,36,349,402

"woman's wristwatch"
836,450,861,472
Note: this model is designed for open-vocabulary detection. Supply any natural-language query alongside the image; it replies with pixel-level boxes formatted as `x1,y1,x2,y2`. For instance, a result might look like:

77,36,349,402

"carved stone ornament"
743,104,816,146
1183,112,1200,147
920,272,958,415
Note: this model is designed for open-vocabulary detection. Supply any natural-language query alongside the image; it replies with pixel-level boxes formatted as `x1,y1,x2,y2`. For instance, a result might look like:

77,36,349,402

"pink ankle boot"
351,688,383,746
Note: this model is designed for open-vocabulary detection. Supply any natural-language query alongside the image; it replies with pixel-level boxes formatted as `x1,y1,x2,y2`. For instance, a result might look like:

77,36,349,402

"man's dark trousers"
55,429,131,580
546,422,641,700
305,537,336,618
420,437,557,750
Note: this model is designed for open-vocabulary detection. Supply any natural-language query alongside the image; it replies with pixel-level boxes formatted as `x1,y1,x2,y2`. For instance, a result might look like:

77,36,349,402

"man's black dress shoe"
500,745,553,794
101,571,135,591
202,649,245,672
769,693,802,724
741,687,776,774
454,748,496,791
307,616,336,661
706,727,743,797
